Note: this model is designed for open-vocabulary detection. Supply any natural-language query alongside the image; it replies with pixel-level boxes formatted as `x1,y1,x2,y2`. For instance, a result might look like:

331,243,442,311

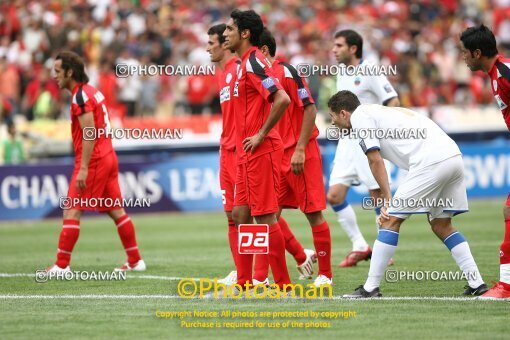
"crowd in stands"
0,0,509,124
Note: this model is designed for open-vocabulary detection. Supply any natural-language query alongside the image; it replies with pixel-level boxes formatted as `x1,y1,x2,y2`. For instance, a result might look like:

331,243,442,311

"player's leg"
48,208,83,272
482,199,510,297
232,161,254,287
232,204,254,286
328,139,370,258
428,216,486,295
328,183,371,267
249,150,291,289
305,211,332,286
255,212,292,289
481,197,510,298
99,152,144,271
298,142,331,285
108,208,145,271
217,148,238,285
343,215,404,298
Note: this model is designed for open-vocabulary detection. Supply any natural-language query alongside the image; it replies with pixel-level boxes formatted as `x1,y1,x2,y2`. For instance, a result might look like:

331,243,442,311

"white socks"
333,203,369,251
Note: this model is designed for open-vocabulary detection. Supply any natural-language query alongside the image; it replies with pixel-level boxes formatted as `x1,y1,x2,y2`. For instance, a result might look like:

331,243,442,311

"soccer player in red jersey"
223,9,292,290
461,24,510,299
253,29,333,287
46,51,145,273
207,23,243,285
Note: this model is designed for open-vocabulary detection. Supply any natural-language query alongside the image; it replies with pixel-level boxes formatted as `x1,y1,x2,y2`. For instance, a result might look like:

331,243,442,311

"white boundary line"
0,273,199,281
0,294,506,301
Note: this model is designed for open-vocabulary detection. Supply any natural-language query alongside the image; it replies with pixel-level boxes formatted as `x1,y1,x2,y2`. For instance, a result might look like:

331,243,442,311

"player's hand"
291,148,305,175
76,168,88,192
376,206,390,225
242,132,264,153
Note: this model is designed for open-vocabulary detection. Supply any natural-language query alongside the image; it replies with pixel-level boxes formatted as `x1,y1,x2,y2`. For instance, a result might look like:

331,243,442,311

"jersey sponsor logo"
297,88,309,100
219,86,230,103
495,94,508,111
233,82,239,97
262,77,276,90
359,139,368,153
384,83,393,93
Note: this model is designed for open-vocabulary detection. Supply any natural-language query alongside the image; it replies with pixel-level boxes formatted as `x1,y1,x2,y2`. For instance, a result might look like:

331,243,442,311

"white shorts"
329,137,390,190
388,155,468,221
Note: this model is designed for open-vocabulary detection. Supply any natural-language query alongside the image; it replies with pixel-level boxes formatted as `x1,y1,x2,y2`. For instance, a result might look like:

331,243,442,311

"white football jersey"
336,60,398,104
350,104,461,170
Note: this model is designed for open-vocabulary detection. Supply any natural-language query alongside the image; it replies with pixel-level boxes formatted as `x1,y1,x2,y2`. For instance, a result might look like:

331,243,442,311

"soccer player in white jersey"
326,90,488,298
329,30,400,267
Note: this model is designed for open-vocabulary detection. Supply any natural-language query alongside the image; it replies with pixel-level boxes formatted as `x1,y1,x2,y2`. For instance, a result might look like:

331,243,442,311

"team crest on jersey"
226,73,232,84
354,77,361,86
262,77,276,89
298,88,309,99
493,80,498,92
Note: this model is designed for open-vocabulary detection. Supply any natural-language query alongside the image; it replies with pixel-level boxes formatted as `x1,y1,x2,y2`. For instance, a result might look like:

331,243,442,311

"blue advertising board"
0,141,508,220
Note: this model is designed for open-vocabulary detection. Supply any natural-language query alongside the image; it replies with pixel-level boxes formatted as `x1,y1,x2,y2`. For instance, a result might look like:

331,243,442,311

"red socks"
115,215,141,265
500,219,510,265
279,217,306,264
268,223,292,288
312,221,332,279
228,218,238,267
55,219,80,269
253,254,269,282
253,217,306,281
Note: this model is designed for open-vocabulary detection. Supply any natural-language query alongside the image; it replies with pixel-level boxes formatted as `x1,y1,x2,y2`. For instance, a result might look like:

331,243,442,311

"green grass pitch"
1,199,509,339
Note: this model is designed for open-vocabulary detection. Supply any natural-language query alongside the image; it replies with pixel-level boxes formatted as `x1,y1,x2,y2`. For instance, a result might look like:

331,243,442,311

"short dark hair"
258,28,276,57
328,90,361,113
208,24,227,45
55,51,89,83
230,9,263,46
460,24,498,57
334,29,363,59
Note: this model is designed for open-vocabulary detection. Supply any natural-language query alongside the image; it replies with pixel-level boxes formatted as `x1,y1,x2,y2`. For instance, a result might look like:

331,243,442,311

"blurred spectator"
2,123,25,165
22,68,59,120
116,48,142,117
0,0,507,122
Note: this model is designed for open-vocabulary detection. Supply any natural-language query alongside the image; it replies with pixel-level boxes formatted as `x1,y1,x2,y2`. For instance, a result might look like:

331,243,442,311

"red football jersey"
232,46,283,163
488,55,510,131
272,60,318,149
217,57,240,151
70,83,114,164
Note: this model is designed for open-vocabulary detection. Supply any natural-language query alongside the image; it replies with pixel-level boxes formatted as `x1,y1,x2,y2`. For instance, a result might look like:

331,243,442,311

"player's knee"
63,208,81,220
306,211,324,226
327,191,343,206
429,219,453,238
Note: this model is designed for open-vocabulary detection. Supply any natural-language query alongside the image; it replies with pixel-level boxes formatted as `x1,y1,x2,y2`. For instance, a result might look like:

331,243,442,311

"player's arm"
292,103,316,174
366,149,391,221
243,89,290,153
383,96,400,107
371,73,400,107
76,112,95,191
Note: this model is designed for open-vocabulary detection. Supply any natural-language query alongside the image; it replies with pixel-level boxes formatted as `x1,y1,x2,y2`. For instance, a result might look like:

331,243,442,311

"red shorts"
279,140,326,213
67,151,123,212
220,147,237,211
234,149,283,216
